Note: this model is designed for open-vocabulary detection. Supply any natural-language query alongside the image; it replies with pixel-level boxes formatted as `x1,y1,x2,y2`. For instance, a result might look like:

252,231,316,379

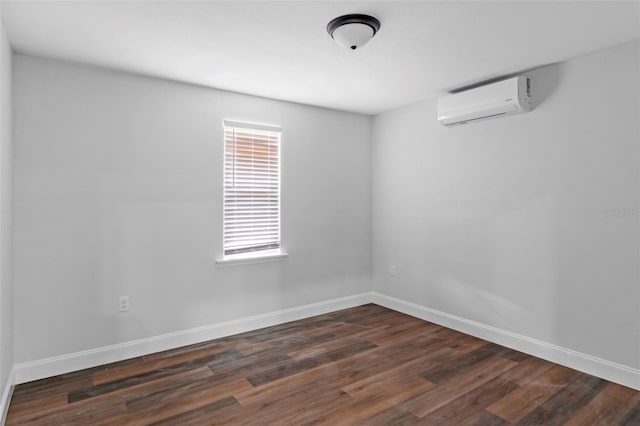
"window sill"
216,252,289,267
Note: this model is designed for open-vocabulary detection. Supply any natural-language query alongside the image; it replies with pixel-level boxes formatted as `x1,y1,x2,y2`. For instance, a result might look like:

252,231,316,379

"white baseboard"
1,367,15,426
14,293,373,384
372,292,640,391
13,291,639,392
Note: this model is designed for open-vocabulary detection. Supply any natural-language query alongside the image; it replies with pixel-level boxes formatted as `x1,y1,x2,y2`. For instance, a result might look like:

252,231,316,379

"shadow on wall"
526,62,563,110
489,192,558,339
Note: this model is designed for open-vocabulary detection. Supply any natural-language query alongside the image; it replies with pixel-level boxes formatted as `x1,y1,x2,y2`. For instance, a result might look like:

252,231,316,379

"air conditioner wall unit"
437,76,532,127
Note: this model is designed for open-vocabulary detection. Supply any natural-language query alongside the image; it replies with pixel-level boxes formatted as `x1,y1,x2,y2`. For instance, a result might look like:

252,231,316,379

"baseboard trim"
13,291,639,391
14,292,373,384
1,367,15,425
372,292,640,391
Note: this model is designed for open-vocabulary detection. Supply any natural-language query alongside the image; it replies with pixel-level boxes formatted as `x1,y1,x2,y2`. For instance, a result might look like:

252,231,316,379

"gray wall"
13,55,371,363
0,20,14,397
372,40,640,369
10,39,640,381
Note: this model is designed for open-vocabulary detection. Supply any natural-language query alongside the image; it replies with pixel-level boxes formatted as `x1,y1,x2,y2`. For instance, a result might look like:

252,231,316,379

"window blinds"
223,120,281,257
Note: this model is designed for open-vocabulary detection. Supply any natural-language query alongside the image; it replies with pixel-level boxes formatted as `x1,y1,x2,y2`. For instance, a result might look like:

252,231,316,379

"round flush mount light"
327,14,381,50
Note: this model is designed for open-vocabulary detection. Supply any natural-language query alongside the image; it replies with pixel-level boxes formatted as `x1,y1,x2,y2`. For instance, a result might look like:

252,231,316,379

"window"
223,120,281,259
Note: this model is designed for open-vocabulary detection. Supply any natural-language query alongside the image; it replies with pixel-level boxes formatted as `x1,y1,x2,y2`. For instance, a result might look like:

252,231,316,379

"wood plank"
235,332,455,406
246,340,378,387
311,377,433,425
207,388,352,425
458,410,509,426
70,350,235,403
353,406,421,426
272,390,358,425
366,322,441,347
486,364,580,423
421,342,498,383
516,372,607,425
443,333,490,355
403,355,518,418
565,382,640,425
341,346,452,398
209,352,293,385
147,396,239,425
7,366,214,425
6,399,129,426
620,400,640,425
92,342,231,386
125,377,252,425
287,337,374,361
419,376,519,425
495,354,555,386
233,331,337,358
10,372,94,404
5,392,68,419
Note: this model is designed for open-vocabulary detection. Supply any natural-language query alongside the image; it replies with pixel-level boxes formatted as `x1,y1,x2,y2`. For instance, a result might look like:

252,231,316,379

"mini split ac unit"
437,76,532,126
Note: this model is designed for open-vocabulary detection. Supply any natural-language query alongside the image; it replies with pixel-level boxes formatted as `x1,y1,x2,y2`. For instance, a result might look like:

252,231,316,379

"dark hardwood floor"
6,304,640,425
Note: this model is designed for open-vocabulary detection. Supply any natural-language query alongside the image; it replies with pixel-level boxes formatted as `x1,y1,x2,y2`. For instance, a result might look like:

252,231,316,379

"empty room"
0,0,639,424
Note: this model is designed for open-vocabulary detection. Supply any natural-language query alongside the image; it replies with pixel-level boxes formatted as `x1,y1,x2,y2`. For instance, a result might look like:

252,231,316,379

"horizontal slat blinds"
223,121,281,256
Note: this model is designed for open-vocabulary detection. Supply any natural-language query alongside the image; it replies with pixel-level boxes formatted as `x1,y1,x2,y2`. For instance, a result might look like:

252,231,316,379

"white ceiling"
2,1,639,115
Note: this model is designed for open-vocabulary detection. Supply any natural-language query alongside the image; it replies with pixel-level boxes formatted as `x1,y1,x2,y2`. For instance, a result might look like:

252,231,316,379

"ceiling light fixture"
327,14,381,50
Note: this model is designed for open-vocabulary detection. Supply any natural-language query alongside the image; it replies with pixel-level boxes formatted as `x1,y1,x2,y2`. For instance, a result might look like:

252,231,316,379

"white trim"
223,119,282,133
372,292,640,391
1,367,15,425
216,251,289,266
14,293,373,384
12,292,639,391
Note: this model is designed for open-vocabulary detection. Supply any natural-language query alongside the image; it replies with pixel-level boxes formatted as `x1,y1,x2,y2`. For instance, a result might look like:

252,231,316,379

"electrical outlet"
390,265,396,277
118,296,130,312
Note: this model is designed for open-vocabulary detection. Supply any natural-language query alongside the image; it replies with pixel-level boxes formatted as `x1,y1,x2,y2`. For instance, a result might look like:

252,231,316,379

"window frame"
219,120,285,263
